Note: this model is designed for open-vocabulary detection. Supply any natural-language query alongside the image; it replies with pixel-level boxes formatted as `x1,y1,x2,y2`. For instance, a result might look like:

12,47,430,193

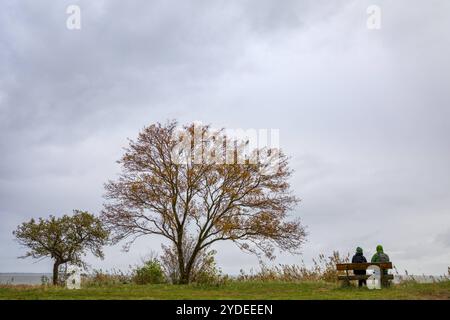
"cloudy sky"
1,0,449,275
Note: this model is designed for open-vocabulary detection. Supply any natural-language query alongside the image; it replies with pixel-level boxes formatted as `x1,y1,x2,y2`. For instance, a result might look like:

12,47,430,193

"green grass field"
1,281,449,300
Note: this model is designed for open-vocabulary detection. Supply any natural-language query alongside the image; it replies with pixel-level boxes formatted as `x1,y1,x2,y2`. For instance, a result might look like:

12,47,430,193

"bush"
40,275,51,286
82,269,132,287
190,250,228,286
132,259,166,285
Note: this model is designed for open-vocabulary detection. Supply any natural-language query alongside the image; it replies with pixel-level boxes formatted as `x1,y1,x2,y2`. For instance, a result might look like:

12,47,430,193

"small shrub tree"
13,210,109,285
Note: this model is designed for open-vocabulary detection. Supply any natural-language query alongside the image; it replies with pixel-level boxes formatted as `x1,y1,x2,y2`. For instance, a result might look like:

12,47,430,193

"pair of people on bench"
352,245,390,287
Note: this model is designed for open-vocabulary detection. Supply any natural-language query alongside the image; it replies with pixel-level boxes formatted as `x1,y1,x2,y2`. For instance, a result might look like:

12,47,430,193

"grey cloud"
436,230,450,248
1,0,450,275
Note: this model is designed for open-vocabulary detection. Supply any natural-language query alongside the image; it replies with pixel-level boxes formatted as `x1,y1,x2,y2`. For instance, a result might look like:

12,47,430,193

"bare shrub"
238,251,350,282
82,269,132,287
395,267,450,284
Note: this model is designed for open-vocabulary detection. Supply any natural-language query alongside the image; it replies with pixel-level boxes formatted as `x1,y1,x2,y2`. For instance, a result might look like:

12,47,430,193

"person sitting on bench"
371,245,390,264
371,245,390,287
351,247,367,287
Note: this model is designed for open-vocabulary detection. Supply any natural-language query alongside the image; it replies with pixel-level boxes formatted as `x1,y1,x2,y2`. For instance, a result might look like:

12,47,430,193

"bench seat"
337,274,394,281
336,262,392,271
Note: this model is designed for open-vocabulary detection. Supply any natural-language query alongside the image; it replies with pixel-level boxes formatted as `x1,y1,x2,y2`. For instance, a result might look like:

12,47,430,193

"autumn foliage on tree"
102,121,306,284
13,210,109,285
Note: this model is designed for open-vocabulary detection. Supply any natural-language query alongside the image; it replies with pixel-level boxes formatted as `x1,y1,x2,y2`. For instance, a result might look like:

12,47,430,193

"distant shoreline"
1,273,447,285
0,273,53,285
0,273,53,276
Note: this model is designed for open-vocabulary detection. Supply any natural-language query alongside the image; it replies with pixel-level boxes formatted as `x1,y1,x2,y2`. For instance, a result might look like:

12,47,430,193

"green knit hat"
356,247,363,254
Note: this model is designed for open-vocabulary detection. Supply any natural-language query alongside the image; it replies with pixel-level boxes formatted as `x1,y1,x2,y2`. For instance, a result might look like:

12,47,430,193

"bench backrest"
336,262,392,271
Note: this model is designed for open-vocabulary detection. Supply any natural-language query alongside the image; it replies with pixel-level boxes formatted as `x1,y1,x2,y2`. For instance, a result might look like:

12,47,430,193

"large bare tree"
102,121,306,284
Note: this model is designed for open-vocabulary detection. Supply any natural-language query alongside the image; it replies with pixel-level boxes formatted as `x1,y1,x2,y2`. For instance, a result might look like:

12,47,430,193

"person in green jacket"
371,245,389,263
371,245,390,286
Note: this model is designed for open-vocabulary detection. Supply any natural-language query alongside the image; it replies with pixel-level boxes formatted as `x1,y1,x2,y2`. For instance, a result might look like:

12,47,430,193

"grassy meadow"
1,280,449,300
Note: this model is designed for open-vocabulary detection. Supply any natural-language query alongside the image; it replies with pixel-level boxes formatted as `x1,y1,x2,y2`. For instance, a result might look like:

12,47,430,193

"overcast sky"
1,0,449,275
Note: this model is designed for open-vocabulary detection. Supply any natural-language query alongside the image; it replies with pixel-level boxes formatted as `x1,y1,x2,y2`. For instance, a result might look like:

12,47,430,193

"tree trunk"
52,261,60,286
176,239,187,284
179,270,191,284
179,248,199,284
177,258,188,284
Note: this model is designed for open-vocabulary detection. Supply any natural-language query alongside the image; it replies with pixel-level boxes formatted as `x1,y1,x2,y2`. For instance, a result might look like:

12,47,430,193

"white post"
366,265,381,290
66,266,81,290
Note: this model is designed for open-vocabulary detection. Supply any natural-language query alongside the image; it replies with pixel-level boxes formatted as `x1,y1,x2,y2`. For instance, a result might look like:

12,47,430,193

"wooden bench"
336,262,394,287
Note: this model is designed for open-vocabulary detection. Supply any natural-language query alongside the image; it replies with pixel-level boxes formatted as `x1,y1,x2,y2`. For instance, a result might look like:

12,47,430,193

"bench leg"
340,278,351,287
380,269,391,288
